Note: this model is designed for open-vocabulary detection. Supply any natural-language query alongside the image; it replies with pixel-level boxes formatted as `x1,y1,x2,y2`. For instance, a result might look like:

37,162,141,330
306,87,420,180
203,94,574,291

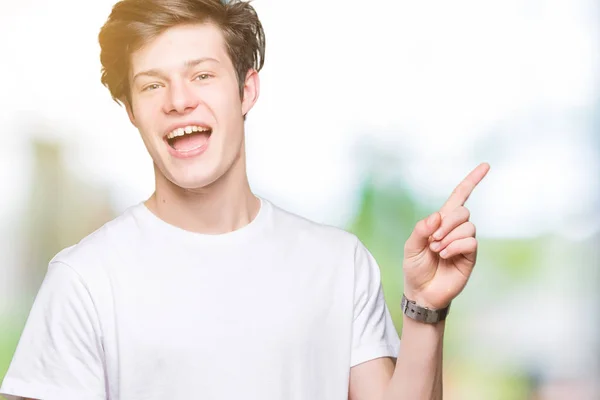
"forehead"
130,23,230,76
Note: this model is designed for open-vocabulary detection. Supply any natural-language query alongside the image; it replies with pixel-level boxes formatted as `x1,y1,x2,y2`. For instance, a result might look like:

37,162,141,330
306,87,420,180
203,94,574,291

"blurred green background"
1,0,599,399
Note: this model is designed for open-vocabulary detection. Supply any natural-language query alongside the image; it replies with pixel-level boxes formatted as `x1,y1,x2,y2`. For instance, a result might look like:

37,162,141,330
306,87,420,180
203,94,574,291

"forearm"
383,316,445,400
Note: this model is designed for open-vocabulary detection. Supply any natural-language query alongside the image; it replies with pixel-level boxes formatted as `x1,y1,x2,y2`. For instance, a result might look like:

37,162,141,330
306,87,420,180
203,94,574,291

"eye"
194,73,212,81
142,83,161,92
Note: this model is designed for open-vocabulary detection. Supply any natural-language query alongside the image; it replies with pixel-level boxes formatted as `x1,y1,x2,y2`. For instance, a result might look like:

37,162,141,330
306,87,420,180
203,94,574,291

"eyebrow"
132,57,220,82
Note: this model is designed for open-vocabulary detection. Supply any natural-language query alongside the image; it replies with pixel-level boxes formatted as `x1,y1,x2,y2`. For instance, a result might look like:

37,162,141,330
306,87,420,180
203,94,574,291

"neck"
145,148,260,235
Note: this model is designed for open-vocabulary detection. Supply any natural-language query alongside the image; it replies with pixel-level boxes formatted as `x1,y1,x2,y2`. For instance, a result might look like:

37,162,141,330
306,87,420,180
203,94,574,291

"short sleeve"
350,239,401,367
0,261,106,400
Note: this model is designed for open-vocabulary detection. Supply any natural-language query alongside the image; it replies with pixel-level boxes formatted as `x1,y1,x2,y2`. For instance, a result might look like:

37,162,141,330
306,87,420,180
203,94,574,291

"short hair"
98,0,265,106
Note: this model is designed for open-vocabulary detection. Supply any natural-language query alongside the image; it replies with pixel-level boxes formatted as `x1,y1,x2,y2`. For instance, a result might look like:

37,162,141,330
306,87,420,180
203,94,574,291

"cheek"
207,86,243,124
132,99,162,133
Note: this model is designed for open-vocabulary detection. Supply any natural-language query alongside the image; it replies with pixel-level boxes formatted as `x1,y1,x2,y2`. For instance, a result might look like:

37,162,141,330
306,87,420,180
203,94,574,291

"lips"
164,123,212,158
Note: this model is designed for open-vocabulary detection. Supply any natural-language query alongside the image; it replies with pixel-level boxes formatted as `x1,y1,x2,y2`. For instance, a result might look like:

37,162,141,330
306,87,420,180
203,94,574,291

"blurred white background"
1,0,599,398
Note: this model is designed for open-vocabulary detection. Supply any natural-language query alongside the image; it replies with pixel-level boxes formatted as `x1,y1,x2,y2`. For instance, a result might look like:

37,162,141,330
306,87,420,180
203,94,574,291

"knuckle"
455,184,468,198
452,184,464,196
418,218,430,234
463,207,471,220
467,221,476,235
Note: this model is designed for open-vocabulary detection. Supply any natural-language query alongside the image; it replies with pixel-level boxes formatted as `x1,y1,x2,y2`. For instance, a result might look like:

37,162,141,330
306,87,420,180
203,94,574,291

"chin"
154,143,241,192
167,170,222,191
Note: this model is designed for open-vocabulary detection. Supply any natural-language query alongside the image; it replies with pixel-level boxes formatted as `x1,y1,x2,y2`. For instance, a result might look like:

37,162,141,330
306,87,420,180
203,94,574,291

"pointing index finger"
439,162,490,216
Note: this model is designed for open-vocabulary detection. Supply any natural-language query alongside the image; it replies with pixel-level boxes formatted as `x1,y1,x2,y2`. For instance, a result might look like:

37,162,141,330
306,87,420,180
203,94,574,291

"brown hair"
98,0,265,106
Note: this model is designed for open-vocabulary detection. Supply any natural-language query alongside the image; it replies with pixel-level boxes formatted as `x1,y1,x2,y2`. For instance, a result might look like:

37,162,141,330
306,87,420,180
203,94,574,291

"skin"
126,22,261,235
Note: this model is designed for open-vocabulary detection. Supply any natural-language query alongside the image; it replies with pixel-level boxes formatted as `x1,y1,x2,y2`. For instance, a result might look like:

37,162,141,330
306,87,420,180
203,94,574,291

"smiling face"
127,22,259,191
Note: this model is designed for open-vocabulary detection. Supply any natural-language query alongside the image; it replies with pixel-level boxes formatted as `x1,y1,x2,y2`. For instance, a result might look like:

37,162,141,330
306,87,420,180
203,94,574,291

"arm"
349,163,490,399
385,318,444,399
349,318,444,400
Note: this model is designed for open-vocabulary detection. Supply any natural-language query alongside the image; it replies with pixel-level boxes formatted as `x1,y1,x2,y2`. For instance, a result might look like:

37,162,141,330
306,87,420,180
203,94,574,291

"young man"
0,1,489,399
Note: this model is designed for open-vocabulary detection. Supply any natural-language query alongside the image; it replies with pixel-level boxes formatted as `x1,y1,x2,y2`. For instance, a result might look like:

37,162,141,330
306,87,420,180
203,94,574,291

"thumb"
404,212,442,258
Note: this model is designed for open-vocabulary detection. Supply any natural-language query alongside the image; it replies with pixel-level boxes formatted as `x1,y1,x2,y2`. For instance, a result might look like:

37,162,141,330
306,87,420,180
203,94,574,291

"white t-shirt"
1,197,400,400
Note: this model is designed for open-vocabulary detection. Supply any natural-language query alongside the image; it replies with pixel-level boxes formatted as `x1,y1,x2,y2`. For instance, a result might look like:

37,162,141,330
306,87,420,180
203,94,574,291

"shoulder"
266,198,362,254
50,202,145,275
262,200,380,277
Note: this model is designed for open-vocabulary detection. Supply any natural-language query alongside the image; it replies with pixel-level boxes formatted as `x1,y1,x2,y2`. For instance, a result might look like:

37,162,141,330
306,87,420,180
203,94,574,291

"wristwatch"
401,294,450,324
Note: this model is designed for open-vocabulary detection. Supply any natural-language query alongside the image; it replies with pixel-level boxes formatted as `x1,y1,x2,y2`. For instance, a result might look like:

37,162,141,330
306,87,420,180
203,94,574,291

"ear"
241,69,260,117
123,99,137,128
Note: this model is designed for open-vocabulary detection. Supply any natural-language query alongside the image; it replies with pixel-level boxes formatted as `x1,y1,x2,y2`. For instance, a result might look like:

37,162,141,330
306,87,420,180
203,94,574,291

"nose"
163,81,199,115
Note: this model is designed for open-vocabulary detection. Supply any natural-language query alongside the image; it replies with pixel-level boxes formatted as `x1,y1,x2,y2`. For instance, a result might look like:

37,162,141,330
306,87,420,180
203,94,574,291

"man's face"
127,23,259,190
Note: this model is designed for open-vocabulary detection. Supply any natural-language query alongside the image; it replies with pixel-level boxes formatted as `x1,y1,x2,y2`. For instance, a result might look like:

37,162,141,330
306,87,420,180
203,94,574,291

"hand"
402,163,490,310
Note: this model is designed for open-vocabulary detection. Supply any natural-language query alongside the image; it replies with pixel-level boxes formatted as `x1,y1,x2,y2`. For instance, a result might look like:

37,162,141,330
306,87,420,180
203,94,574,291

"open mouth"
165,125,212,152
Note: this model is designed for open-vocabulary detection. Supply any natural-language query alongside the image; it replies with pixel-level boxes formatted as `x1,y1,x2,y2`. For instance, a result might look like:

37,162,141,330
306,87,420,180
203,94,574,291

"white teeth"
166,125,210,139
